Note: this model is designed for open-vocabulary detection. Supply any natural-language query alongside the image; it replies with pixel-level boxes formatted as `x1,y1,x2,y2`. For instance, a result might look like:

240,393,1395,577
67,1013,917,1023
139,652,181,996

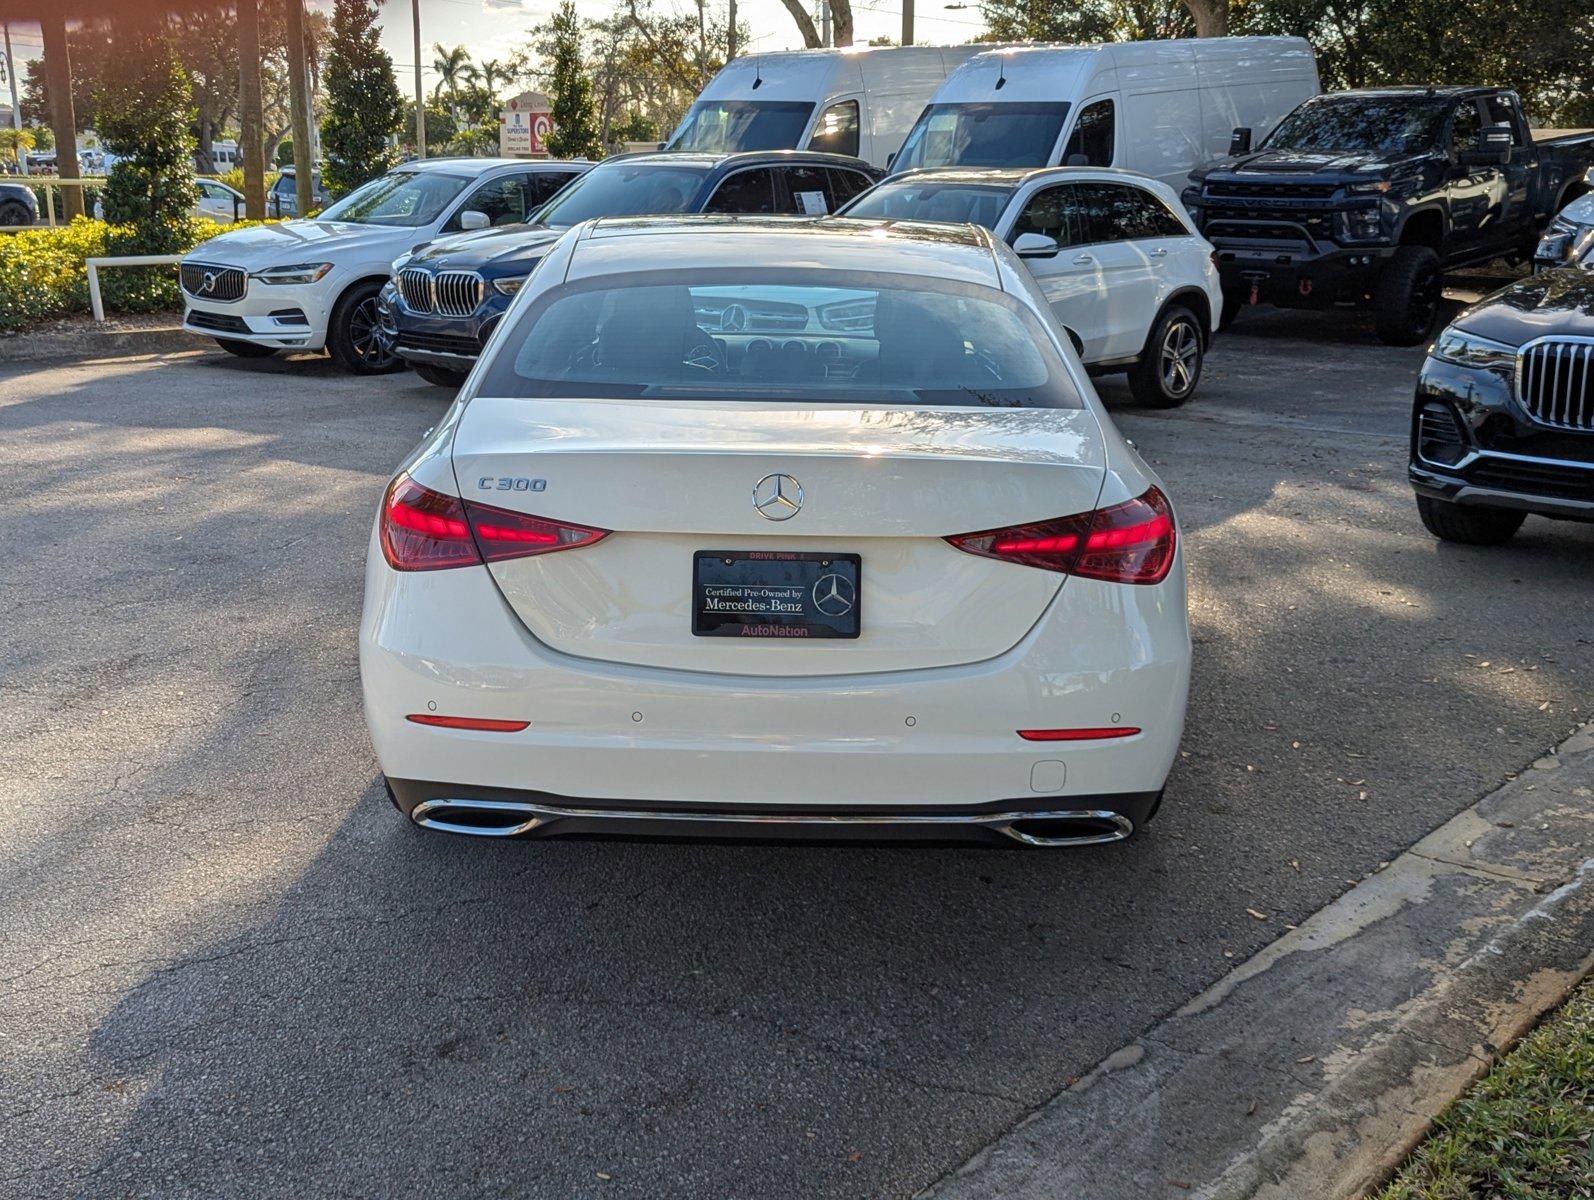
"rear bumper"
388,779,1161,846
359,535,1191,822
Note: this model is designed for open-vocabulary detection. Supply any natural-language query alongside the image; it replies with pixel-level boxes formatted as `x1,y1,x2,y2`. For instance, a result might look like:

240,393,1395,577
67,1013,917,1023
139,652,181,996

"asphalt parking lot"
2,304,1591,1198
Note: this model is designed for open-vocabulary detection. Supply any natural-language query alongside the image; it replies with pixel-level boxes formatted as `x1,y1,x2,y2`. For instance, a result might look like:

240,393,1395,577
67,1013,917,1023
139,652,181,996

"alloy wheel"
1159,319,1200,397
350,296,399,369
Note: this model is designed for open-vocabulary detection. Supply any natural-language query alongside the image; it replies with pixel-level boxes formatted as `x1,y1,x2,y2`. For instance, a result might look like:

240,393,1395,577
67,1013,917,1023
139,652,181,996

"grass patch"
1372,978,1594,1199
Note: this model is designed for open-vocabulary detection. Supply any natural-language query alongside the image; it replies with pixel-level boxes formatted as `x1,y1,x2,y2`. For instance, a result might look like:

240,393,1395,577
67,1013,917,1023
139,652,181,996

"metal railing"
85,254,186,322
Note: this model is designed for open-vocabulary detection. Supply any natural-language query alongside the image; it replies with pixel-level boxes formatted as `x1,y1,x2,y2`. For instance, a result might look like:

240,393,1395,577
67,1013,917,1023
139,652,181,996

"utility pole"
727,0,737,59
412,0,426,157
237,0,266,218
285,0,313,213
902,0,914,45
3,22,25,175
820,0,830,47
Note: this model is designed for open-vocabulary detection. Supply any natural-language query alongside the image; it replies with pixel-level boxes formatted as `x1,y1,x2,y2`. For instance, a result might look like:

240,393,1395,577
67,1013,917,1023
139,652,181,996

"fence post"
87,260,104,321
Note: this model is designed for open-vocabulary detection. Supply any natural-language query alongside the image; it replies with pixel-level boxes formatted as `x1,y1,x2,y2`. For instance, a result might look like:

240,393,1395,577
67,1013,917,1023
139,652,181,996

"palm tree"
0,128,36,172
430,43,477,105
476,58,511,101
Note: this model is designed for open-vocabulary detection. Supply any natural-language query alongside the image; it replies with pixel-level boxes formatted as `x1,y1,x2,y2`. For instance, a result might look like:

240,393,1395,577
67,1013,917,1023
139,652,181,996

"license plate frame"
692,550,861,640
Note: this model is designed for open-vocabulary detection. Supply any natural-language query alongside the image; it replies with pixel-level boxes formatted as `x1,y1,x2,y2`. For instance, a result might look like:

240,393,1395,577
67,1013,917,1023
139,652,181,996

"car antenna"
995,55,1007,91
753,60,763,90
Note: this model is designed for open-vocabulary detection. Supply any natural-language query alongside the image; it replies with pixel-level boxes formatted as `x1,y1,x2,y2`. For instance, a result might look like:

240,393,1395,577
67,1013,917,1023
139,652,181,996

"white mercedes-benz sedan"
359,216,1191,847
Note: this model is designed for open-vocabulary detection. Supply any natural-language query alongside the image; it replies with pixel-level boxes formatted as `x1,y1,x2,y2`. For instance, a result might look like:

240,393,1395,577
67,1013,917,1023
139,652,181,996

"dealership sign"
500,92,552,157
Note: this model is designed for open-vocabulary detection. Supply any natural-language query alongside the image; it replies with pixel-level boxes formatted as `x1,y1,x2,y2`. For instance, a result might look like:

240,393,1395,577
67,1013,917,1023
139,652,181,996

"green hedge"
0,215,275,332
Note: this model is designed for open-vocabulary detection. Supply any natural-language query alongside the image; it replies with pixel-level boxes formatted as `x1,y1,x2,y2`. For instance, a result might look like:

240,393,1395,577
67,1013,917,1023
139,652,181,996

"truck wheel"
327,281,404,375
1373,246,1442,346
413,363,469,388
1127,305,1203,408
1416,495,1525,545
1219,290,1244,330
214,338,277,359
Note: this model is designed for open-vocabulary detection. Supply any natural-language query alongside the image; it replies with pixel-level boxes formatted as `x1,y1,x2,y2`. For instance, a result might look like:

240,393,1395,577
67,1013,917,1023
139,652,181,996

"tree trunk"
284,0,313,213
196,122,216,174
40,15,83,219
776,0,822,48
1182,0,1228,36
238,0,267,217
832,0,854,47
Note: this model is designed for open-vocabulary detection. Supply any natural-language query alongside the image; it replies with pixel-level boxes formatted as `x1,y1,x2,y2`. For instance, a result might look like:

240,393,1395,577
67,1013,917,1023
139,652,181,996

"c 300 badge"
477,476,547,493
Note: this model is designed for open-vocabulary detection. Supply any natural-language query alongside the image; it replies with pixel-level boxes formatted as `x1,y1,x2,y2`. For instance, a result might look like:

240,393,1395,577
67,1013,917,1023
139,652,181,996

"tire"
327,281,403,374
1219,288,1244,330
214,338,277,359
0,200,31,227
1416,494,1525,545
1372,245,1442,346
1126,305,1204,408
413,363,469,388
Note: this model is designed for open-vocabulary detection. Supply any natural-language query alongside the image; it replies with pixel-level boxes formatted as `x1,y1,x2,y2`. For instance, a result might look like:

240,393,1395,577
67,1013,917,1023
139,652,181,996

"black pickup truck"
1183,87,1594,344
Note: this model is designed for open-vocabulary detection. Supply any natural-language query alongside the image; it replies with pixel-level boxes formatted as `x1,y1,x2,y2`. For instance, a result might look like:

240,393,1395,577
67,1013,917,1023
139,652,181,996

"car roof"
1316,86,1500,101
882,166,1166,188
567,215,998,285
598,150,878,172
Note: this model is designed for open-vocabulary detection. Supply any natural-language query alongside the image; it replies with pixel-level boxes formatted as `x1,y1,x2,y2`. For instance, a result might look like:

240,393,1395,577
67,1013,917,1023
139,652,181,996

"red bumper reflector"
406,714,530,733
1018,727,1141,741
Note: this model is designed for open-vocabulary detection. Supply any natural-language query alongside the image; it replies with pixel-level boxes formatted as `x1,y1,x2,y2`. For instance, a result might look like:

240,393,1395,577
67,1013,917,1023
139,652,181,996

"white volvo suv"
179,158,588,372
360,217,1191,848
838,167,1222,407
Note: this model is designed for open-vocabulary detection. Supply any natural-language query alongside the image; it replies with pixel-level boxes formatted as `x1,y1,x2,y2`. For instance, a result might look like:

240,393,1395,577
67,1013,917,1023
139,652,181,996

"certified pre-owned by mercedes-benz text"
359,216,1191,847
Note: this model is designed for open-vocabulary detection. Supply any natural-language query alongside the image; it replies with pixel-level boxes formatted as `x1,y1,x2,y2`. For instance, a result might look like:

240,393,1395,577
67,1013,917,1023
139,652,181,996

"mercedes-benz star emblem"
752,473,803,521
200,271,218,295
812,573,855,617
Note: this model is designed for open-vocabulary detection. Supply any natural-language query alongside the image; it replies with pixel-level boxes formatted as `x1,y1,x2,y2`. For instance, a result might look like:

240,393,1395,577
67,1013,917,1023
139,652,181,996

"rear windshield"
893,103,1071,172
532,163,711,229
478,268,1082,409
1263,96,1451,156
840,181,1017,230
667,100,816,154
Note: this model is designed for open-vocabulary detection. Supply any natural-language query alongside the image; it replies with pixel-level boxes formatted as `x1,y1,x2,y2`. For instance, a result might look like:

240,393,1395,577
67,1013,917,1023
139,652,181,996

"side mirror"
885,151,897,170
1461,124,1513,167
1229,127,1253,156
458,209,491,231
1013,232,1060,259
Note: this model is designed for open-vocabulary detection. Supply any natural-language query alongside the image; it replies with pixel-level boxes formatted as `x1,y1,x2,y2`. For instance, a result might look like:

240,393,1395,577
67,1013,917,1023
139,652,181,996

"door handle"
1072,253,1095,265
1149,247,1168,258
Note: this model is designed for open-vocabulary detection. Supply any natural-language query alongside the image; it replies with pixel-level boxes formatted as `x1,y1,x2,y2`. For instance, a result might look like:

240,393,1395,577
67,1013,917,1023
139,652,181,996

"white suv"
838,167,1222,406
180,158,589,373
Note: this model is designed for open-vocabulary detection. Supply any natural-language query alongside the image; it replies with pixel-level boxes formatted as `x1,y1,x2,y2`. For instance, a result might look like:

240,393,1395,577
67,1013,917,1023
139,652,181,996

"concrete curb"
921,722,1594,1200
0,323,207,364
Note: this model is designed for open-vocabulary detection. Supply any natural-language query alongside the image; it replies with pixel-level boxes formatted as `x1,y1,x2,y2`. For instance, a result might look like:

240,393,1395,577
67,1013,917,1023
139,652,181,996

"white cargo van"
891,38,1319,189
666,46,989,170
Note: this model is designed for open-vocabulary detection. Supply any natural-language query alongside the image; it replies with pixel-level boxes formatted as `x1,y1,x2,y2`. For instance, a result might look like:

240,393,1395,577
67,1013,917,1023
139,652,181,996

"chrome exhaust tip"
410,798,545,838
999,811,1135,847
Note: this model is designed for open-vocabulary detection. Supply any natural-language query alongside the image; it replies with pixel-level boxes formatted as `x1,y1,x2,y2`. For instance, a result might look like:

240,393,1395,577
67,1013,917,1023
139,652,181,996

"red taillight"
1018,727,1141,741
380,475,610,572
945,487,1176,585
382,476,479,571
406,713,529,732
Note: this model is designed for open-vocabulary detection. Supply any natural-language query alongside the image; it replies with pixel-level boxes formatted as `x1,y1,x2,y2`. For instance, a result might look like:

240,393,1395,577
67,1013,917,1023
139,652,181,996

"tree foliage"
92,20,198,257
541,1,603,159
322,0,404,197
978,0,1191,41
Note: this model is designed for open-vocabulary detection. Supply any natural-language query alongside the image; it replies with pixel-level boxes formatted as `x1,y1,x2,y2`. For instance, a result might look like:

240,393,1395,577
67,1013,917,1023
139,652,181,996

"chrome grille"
434,271,484,318
1517,338,1594,432
398,268,434,313
181,262,246,302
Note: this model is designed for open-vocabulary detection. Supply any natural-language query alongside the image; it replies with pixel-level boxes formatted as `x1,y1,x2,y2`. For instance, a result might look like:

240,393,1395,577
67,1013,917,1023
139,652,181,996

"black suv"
1409,242,1594,543
1186,88,1594,345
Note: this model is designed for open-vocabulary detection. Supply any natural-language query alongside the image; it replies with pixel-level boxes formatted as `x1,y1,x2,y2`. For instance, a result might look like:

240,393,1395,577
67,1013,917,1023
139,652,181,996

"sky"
377,0,990,94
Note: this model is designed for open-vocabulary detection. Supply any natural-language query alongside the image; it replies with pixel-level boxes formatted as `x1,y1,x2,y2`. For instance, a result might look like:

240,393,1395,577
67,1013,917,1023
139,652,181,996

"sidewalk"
922,722,1594,1200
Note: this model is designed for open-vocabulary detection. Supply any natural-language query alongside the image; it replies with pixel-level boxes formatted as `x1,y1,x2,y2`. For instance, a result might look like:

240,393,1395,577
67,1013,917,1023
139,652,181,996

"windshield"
1262,97,1451,156
318,170,471,226
479,268,1081,409
532,163,711,229
893,103,1070,173
667,100,815,153
839,181,1016,230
